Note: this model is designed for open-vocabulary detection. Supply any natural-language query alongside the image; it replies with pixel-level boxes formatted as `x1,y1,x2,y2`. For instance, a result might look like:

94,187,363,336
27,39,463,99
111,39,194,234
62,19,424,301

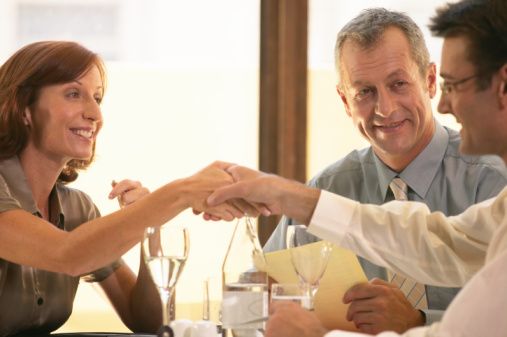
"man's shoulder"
445,127,506,171
310,147,375,188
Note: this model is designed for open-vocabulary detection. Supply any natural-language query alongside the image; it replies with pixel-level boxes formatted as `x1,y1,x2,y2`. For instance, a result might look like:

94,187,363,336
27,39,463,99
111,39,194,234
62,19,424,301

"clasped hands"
185,161,281,222
105,161,313,224
104,161,274,219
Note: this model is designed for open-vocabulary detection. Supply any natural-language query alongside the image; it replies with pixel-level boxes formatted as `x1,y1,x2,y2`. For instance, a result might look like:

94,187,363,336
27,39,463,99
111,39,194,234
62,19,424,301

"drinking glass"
143,225,190,336
271,283,310,308
286,224,332,310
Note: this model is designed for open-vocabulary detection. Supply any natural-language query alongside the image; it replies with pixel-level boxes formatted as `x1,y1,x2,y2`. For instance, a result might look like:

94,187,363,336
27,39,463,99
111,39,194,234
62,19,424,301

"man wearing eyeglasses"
261,7,507,335
439,74,479,95
208,0,507,336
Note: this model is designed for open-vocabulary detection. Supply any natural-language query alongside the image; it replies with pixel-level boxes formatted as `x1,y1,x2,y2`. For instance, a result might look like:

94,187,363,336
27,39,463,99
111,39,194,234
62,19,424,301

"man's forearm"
279,179,321,225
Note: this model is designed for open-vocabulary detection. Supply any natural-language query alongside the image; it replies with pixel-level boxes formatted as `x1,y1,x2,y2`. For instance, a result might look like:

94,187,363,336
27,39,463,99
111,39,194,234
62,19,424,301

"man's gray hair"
335,8,430,86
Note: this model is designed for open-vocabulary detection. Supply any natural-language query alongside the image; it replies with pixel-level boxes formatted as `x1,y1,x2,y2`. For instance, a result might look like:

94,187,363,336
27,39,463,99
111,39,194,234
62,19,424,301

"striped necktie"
387,177,428,309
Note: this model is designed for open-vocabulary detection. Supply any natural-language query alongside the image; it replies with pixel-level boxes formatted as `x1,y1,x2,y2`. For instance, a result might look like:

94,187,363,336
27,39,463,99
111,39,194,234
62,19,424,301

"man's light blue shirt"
264,122,507,325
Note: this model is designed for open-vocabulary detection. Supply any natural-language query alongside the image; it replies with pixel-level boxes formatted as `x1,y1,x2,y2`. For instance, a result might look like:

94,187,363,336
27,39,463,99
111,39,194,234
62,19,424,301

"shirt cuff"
80,259,124,282
422,309,444,326
307,190,358,245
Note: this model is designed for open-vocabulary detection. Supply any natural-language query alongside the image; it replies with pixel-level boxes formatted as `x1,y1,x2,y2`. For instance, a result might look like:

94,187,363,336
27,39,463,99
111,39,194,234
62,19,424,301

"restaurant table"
18,333,156,337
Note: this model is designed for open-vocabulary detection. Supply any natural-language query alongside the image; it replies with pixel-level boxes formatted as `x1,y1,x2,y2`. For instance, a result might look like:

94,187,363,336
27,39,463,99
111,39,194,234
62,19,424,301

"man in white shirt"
263,7,507,334
207,0,507,336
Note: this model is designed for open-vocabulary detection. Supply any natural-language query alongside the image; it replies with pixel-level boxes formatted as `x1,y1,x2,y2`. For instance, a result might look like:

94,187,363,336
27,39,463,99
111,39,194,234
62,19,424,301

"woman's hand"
190,161,270,221
182,161,245,221
109,179,150,208
203,165,273,219
206,164,319,224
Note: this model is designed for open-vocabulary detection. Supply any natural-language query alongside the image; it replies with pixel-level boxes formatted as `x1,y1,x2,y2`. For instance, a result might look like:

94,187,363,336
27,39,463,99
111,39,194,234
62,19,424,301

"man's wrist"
281,180,320,224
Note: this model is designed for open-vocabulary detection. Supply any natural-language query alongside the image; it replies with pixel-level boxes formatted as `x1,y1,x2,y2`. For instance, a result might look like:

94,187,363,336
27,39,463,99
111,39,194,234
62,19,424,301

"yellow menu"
261,241,367,332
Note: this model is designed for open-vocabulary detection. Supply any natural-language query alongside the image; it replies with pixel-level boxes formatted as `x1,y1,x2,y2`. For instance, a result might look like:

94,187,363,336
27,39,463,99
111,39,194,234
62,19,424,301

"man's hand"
207,165,320,224
209,165,279,215
199,165,281,220
343,278,425,334
265,302,328,337
183,161,244,221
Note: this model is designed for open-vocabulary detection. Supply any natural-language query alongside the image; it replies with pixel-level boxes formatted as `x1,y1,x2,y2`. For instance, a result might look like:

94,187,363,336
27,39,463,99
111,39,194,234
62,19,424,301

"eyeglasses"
439,74,479,95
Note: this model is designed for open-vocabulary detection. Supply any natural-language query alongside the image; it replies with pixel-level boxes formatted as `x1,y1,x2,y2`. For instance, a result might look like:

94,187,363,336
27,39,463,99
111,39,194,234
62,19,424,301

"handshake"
185,161,321,225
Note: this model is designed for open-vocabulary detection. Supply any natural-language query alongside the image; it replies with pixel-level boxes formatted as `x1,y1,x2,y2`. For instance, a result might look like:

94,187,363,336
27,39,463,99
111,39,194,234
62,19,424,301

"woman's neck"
18,148,65,220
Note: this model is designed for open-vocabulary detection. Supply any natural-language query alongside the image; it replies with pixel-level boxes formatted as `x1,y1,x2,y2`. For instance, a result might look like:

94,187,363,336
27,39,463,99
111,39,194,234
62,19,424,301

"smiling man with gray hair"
263,7,507,335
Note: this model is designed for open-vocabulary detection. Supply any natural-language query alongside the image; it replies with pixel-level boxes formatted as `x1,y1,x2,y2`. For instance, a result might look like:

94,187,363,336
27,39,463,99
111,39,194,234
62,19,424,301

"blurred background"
0,0,456,332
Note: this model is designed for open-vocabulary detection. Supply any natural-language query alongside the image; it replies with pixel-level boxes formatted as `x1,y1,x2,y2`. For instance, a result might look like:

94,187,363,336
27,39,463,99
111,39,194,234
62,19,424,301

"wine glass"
143,225,190,337
286,224,332,310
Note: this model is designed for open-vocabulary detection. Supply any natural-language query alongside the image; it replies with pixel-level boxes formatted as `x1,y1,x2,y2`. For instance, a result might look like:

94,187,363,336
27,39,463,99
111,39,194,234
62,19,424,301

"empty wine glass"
143,225,190,337
286,224,332,310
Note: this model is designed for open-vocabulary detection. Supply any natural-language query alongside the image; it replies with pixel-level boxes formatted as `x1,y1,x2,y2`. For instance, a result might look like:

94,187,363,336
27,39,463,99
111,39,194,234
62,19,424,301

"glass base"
157,325,174,337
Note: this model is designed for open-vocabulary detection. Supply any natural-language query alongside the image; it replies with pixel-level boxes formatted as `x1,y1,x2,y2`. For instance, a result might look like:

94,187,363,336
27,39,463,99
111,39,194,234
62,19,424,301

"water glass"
271,283,310,308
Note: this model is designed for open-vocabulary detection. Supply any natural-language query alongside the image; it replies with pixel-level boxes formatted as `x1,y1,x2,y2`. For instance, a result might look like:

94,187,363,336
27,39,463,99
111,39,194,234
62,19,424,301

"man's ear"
23,107,32,126
427,63,437,98
498,63,507,108
336,85,352,117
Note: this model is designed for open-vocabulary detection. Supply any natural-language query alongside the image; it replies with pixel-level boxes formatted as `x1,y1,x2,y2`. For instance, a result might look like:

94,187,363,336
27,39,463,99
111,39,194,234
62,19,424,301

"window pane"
0,0,259,331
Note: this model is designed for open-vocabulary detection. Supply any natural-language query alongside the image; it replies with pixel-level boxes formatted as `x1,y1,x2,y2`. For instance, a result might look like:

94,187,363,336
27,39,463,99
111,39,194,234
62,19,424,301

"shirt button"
37,297,44,306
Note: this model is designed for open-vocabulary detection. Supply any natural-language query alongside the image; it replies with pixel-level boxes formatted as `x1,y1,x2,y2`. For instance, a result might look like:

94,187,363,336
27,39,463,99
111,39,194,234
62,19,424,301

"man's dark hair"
429,0,507,89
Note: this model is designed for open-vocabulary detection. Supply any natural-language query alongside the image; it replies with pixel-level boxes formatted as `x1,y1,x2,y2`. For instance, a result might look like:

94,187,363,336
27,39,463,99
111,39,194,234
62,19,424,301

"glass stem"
299,283,313,310
160,289,172,326
308,285,318,311
203,278,210,320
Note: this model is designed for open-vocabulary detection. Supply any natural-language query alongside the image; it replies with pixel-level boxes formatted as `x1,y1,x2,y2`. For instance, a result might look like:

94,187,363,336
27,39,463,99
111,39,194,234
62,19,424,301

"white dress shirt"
308,189,507,337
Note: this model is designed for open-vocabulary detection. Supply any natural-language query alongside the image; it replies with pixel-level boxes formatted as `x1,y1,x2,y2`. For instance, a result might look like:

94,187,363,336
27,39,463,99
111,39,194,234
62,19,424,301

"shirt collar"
49,184,65,229
373,120,449,200
0,156,65,227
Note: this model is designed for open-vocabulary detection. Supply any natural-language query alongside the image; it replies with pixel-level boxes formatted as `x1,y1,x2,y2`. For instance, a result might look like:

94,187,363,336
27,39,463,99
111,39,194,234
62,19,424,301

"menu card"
259,242,367,331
